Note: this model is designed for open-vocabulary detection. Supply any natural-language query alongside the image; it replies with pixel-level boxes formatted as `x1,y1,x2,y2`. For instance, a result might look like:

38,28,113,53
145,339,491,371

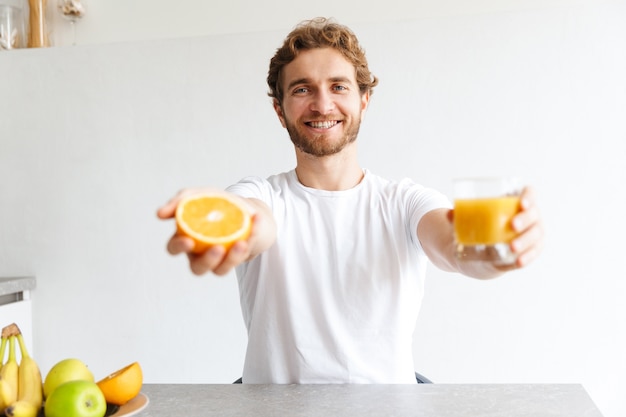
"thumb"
157,195,182,220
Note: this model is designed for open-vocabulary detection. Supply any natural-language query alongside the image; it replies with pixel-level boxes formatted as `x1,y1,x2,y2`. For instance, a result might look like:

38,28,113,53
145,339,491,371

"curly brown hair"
267,17,379,104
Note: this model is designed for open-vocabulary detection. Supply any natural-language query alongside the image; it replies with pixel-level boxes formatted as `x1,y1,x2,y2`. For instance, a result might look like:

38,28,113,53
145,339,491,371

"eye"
293,87,309,95
332,85,348,92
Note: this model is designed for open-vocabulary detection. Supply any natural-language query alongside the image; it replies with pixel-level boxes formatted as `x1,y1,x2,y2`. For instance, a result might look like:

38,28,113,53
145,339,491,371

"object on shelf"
58,0,84,21
0,4,25,50
57,0,84,45
27,0,50,47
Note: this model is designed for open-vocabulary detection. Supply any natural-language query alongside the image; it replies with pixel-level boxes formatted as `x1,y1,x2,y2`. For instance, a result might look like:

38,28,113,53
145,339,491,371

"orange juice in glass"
453,177,522,266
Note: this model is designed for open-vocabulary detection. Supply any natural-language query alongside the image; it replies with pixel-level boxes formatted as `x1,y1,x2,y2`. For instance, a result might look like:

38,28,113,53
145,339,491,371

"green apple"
44,358,95,398
44,380,107,417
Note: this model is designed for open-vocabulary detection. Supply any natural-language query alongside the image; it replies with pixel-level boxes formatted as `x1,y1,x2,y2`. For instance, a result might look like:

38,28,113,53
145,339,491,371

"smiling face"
274,48,370,157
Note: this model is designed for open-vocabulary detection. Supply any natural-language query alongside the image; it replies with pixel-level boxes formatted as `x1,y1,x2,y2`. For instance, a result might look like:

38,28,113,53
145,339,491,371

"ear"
360,90,370,117
273,99,287,128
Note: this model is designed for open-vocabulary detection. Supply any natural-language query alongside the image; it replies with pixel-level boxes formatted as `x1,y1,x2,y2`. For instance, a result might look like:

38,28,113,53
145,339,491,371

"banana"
4,399,39,417
0,336,18,406
0,379,17,414
0,334,10,413
15,333,43,411
0,335,7,364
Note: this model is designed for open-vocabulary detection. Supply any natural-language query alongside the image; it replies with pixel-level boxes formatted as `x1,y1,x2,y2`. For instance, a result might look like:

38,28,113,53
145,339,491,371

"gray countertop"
135,384,603,417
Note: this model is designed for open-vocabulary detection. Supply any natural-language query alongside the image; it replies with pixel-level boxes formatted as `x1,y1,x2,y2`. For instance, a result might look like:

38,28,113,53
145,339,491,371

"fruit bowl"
105,392,149,417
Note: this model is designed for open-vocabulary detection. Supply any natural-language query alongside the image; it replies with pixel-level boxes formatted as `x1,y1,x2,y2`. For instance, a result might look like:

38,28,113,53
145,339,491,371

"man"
157,17,543,384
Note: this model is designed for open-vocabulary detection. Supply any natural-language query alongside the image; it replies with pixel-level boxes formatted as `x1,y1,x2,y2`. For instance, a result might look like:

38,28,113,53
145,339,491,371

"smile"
306,120,340,129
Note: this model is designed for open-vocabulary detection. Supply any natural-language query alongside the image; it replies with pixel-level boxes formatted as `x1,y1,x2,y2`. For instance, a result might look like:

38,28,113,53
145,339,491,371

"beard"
284,114,362,157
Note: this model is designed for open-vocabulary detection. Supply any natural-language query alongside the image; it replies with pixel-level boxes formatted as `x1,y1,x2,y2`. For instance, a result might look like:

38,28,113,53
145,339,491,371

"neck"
294,144,364,191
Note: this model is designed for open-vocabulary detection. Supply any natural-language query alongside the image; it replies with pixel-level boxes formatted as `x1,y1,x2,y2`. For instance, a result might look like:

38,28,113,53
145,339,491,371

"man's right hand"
157,189,276,276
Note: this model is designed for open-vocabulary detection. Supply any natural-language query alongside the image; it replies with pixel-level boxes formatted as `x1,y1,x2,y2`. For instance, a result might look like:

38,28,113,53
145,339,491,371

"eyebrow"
286,78,310,91
286,76,355,91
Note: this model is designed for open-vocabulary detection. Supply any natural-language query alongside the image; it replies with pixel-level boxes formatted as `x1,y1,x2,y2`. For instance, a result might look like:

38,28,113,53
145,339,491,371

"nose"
309,90,335,115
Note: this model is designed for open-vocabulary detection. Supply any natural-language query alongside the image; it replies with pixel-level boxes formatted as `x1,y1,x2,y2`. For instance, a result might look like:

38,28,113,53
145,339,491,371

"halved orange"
175,193,252,254
96,362,143,406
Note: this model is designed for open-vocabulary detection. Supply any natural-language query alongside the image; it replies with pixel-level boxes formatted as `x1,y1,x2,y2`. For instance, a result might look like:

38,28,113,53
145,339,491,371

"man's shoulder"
363,171,451,208
266,170,295,186
230,170,294,188
227,170,295,201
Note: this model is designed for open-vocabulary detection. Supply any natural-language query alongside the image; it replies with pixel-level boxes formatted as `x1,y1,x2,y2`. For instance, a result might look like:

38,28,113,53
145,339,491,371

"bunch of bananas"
0,324,43,417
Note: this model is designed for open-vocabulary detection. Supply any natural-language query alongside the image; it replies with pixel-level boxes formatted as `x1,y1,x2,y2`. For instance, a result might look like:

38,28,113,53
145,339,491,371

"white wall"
34,0,621,47
1,1,625,417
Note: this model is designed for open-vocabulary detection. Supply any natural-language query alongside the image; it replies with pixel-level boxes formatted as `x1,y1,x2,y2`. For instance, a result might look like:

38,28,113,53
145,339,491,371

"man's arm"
417,187,544,279
157,189,277,276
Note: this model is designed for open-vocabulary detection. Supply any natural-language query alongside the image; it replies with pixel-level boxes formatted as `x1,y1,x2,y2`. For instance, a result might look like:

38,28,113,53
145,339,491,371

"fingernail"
513,217,524,231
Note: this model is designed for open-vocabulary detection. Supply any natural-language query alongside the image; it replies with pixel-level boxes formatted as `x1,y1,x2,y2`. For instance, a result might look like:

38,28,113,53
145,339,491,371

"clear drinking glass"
0,5,25,50
453,177,523,266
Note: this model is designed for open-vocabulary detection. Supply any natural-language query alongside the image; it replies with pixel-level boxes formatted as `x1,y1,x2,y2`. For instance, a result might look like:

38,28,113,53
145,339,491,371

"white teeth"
308,121,338,129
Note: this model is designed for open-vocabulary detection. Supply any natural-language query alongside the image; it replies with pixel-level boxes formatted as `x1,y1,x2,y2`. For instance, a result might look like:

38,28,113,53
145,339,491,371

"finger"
166,235,195,255
188,245,227,276
511,221,544,264
512,188,541,234
157,189,200,219
157,206,175,220
212,241,251,276
519,186,540,215
157,192,184,219
157,198,180,219
513,204,540,233
212,212,261,274
516,244,542,268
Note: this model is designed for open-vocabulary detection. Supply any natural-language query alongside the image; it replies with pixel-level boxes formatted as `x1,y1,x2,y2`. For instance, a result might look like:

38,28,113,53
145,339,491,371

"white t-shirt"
226,169,451,384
